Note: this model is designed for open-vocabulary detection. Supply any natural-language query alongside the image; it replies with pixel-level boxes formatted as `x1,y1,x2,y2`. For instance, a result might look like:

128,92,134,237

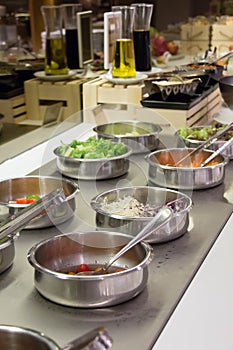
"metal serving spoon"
78,206,172,276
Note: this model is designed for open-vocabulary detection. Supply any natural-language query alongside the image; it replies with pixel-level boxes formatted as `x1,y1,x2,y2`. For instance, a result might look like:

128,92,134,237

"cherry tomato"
16,198,30,204
15,198,37,204
77,264,90,273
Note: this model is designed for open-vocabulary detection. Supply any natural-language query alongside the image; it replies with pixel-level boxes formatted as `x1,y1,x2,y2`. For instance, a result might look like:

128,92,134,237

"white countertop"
0,116,233,349
152,212,233,350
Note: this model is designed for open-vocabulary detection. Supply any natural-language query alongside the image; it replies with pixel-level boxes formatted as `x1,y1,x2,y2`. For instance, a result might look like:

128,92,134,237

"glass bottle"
111,6,136,78
41,5,68,75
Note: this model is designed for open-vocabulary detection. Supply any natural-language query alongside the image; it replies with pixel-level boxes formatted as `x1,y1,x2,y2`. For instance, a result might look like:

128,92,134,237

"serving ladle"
78,206,173,276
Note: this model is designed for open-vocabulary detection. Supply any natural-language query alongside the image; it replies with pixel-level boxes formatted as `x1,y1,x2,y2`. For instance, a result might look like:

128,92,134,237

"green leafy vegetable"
178,124,233,141
58,137,128,159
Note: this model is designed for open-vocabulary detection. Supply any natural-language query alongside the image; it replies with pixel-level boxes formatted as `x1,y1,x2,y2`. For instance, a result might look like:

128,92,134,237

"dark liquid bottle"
65,28,80,69
133,30,151,72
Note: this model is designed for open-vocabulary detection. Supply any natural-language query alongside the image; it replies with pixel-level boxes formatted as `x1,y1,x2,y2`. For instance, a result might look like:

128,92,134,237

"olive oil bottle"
45,37,68,75
41,5,68,75
111,38,136,78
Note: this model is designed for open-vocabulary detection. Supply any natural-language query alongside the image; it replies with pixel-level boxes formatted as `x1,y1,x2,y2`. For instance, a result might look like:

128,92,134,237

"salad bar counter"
0,123,232,349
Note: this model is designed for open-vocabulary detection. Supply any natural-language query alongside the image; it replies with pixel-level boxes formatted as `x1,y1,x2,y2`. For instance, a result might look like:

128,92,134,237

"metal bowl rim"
0,324,59,348
27,231,153,280
90,185,192,219
93,120,162,138
145,147,228,169
0,175,79,206
0,234,17,249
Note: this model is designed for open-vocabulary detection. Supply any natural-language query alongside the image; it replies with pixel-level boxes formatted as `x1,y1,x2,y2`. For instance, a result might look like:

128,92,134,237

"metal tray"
0,134,232,350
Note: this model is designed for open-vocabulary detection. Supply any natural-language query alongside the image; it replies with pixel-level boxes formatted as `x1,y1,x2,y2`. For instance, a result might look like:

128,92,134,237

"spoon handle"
62,327,112,350
0,188,66,240
105,206,172,270
200,137,233,167
176,122,233,166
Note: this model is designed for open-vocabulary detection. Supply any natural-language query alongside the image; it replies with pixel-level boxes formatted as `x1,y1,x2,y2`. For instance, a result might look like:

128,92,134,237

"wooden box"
0,94,27,124
181,40,210,55
180,23,211,55
211,23,233,53
82,77,222,130
151,87,222,129
83,78,147,109
24,78,87,123
180,23,210,41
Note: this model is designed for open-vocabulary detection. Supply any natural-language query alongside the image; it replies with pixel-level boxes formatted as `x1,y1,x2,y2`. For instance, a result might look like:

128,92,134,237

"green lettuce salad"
57,137,128,159
178,124,232,141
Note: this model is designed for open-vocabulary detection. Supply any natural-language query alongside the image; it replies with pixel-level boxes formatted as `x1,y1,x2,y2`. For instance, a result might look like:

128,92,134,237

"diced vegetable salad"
57,137,128,159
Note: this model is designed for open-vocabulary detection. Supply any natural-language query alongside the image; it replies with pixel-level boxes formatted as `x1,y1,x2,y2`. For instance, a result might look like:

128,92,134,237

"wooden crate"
180,23,210,55
24,78,87,123
0,94,27,124
152,87,222,129
83,78,147,109
83,77,222,130
180,23,210,41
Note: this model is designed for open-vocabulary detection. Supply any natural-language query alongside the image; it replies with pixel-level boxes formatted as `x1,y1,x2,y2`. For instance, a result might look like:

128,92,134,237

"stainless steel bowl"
91,186,192,244
145,148,228,190
219,75,233,110
0,325,60,350
0,325,112,350
27,231,152,308
93,120,162,154
0,176,79,229
177,126,233,160
54,145,132,180
0,235,17,274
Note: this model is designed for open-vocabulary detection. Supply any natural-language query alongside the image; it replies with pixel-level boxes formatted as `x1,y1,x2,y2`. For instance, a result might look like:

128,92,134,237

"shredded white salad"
101,195,157,217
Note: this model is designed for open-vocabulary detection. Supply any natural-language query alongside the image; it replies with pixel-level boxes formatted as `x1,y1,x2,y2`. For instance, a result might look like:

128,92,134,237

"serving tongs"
200,136,233,167
175,122,233,166
0,188,66,241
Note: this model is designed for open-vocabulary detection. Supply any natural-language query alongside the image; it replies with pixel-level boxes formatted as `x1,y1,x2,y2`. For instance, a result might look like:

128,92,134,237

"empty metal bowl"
145,148,228,190
54,145,132,180
90,186,192,243
0,176,79,229
93,121,162,154
219,75,233,110
27,231,152,308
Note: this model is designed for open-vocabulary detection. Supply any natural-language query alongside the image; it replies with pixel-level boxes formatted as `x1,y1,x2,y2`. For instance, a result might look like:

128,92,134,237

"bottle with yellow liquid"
111,6,136,79
41,5,68,75
112,38,136,78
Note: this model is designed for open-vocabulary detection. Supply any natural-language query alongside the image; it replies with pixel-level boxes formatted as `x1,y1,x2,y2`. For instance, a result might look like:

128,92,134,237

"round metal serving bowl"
176,125,233,160
145,148,228,190
93,120,162,154
0,176,79,229
27,231,152,308
0,324,112,350
0,325,60,350
0,234,17,274
54,145,132,180
90,186,192,244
